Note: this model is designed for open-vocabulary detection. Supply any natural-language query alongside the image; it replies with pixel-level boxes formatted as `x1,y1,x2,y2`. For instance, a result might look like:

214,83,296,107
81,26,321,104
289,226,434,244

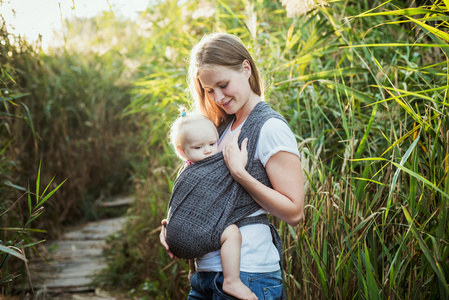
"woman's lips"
222,99,232,108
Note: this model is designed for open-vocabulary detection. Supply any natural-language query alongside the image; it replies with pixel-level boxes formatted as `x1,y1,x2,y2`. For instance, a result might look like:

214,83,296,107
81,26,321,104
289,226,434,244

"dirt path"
27,197,133,299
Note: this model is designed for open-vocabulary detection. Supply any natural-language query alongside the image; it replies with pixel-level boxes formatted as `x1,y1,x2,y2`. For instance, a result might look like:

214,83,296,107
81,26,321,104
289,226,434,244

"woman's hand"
159,219,177,259
222,129,249,179
223,131,305,227
188,270,195,281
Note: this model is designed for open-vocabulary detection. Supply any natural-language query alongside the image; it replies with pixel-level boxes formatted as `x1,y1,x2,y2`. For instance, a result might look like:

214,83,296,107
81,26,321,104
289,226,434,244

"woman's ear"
242,60,251,78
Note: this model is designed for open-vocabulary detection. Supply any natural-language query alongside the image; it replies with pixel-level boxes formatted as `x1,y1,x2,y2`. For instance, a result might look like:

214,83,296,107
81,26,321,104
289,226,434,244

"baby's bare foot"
223,278,258,300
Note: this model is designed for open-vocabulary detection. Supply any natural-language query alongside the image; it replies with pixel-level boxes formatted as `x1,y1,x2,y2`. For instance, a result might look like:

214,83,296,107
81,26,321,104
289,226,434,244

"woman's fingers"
159,219,176,259
223,129,239,154
223,130,249,176
224,129,246,152
159,220,168,248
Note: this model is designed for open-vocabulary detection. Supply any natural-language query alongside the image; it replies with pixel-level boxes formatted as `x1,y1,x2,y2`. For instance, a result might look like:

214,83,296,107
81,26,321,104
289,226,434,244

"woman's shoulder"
259,118,296,147
260,118,293,137
256,118,300,165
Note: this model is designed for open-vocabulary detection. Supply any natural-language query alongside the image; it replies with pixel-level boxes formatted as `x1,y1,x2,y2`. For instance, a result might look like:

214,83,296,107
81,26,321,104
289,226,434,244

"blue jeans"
188,270,283,299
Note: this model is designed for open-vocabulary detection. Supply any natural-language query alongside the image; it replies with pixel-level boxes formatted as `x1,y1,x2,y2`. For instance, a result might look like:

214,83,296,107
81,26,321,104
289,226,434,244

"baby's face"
182,123,219,163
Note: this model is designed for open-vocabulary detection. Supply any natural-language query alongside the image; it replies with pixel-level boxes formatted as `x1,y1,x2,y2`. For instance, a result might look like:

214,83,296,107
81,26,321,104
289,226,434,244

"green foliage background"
1,0,448,299
1,10,143,294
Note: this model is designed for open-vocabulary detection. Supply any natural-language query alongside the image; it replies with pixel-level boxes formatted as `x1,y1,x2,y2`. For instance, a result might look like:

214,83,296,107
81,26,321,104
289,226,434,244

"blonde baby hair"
169,107,218,160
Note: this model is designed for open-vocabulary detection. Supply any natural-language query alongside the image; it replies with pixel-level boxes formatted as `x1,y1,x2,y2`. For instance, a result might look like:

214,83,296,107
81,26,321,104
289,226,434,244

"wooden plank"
28,216,127,297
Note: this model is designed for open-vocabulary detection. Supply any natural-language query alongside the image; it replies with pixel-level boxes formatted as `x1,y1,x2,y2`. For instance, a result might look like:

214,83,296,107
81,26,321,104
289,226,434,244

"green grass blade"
0,138,14,155
25,209,45,227
344,43,449,48
379,114,438,157
41,174,56,199
444,0,449,9
385,134,420,220
391,162,449,200
28,184,32,216
405,15,449,42
36,160,41,204
20,102,37,145
22,240,46,248
306,238,329,297
355,104,377,160
276,68,367,84
3,180,27,192
402,206,449,296
359,8,441,17
35,178,68,210
319,80,377,105
377,86,449,108
357,247,368,297
0,228,47,233
364,241,380,300
0,245,27,262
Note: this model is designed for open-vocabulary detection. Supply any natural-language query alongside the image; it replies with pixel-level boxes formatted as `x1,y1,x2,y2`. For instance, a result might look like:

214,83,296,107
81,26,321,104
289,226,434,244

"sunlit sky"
1,0,152,48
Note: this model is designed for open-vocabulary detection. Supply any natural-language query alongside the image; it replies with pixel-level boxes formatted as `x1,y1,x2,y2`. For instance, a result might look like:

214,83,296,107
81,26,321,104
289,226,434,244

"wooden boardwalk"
27,197,133,299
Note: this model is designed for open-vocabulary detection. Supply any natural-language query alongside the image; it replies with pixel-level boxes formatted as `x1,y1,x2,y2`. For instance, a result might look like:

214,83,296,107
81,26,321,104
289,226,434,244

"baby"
168,109,258,300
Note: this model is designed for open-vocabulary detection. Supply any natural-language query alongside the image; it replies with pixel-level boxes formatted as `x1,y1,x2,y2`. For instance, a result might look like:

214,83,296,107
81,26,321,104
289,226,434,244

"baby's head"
170,110,219,163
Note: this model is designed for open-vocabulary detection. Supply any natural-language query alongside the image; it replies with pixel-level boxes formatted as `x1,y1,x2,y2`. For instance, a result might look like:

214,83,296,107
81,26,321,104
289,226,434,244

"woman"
161,32,304,299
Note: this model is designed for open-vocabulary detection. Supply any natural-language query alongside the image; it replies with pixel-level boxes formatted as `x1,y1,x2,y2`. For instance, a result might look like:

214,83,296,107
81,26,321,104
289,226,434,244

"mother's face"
198,61,252,116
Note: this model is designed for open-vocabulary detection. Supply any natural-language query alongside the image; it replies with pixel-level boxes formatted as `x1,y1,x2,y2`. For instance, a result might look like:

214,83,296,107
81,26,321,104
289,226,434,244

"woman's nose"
214,89,224,103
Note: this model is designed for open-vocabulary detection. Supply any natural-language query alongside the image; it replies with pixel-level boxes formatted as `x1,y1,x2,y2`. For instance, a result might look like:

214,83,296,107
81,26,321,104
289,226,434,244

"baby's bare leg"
220,224,258,300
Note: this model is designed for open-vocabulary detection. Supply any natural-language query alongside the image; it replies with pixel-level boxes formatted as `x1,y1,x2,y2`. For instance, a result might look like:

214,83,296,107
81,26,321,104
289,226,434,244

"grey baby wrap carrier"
165,102,286,261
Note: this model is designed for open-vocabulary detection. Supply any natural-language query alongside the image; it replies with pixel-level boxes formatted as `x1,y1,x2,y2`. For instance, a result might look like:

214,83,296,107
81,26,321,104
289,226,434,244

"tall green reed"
282,0,449,298
1,9,155,296
1,20,67,294
3,12,144,237
1,161,66,294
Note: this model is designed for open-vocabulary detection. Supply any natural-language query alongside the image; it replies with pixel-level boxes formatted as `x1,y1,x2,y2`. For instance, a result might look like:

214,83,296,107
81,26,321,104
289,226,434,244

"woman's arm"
223,131,304,226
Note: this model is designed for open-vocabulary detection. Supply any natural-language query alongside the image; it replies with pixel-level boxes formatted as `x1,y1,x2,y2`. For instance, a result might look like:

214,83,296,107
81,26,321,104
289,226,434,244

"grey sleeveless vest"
166,102,286,259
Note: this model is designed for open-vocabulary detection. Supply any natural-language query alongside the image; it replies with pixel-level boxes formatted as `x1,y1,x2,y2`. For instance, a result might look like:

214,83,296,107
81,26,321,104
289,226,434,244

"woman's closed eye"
206,84,228,94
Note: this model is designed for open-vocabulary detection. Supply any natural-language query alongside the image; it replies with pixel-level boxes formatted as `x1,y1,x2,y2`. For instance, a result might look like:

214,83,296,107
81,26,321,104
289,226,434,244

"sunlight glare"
1,0,151,49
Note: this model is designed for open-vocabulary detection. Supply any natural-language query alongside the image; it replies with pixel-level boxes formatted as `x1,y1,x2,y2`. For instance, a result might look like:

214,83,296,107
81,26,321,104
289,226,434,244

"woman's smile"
221,98,233,108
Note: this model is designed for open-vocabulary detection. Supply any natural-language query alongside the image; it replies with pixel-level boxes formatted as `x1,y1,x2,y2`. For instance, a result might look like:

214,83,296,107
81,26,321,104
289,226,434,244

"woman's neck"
233,94,262,129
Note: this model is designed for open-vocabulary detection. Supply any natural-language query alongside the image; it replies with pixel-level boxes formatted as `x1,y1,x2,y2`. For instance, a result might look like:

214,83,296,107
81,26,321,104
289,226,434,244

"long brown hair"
188,33,263,127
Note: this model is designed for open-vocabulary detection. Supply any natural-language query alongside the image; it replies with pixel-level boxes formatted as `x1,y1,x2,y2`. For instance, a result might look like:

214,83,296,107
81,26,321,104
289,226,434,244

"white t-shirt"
195,117,300,272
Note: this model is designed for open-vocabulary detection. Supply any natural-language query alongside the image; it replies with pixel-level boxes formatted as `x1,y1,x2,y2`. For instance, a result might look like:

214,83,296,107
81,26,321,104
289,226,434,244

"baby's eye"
210,142,216,146
219,84,228,89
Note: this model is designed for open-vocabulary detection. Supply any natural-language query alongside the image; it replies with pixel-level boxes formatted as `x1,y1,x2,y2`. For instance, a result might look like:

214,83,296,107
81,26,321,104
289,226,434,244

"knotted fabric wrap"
166,102,286,259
